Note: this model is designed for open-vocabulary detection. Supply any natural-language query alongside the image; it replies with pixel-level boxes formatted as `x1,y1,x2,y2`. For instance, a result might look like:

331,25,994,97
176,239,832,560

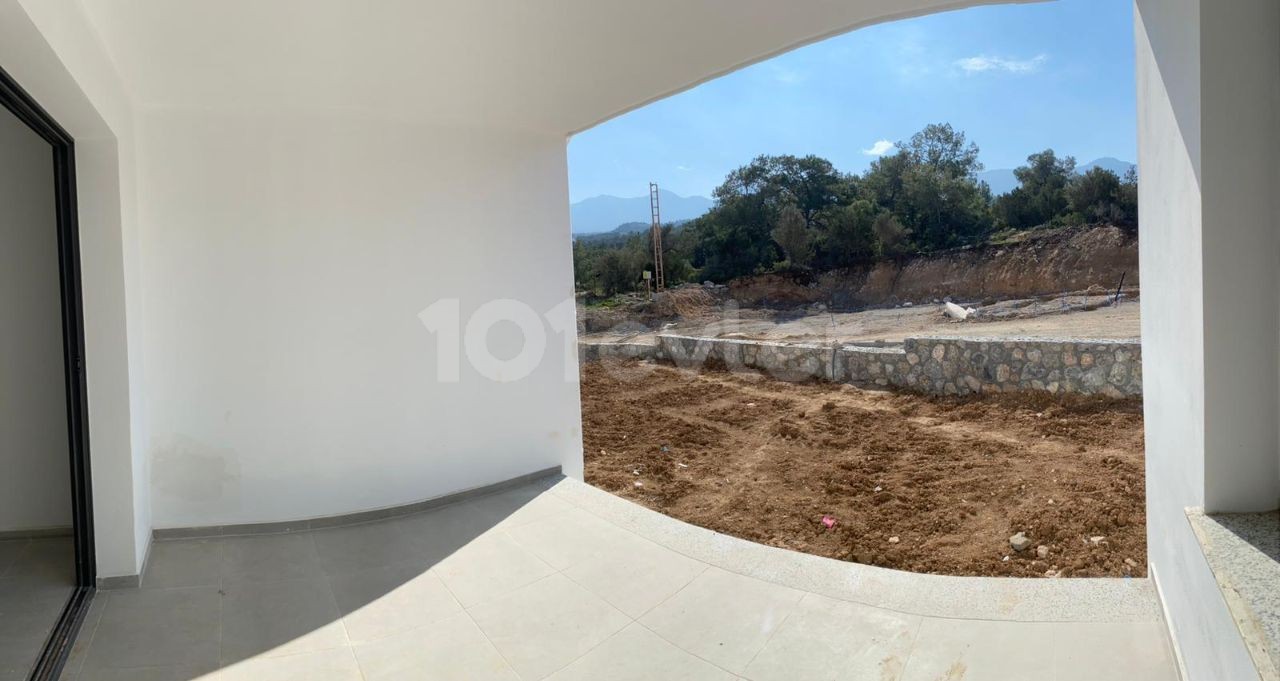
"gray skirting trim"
152,466,564,540
0,526,73,540
97,537,151,591
96,573,142,590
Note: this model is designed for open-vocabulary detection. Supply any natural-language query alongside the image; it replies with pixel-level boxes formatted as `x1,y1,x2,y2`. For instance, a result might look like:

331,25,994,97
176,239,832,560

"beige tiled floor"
0,536,75,681
65,477,1180,681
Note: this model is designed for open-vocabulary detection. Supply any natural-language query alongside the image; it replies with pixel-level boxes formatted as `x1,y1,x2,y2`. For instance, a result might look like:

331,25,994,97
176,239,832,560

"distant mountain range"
572,158,1134,233
571,189,713,234
978,157,1135,196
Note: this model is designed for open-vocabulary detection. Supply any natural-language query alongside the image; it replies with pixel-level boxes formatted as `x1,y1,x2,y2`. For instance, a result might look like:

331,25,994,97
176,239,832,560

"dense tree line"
574,123,1137,295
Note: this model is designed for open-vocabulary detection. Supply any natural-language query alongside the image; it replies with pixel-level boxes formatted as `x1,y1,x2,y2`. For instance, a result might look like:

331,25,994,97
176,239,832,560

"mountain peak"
978,157,1135,196
571,190,713,234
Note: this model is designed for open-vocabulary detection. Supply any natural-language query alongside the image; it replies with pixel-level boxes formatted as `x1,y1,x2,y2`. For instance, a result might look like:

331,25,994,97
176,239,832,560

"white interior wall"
0,106,71,533
1,0,148,578
137,110,581,527
1136,0,1272,678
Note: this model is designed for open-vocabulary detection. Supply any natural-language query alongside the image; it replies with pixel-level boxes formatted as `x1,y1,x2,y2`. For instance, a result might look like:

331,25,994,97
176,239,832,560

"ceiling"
77,0,1028,134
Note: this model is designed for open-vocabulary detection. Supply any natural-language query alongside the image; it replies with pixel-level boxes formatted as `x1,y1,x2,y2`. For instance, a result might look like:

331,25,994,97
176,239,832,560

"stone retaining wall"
658,335,840,382
851,337,1142,397
578,341,663,363
615,335,1142,397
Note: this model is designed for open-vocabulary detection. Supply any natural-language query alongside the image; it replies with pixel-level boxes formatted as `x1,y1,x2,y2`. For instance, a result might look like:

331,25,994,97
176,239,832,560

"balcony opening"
571,0,1145,579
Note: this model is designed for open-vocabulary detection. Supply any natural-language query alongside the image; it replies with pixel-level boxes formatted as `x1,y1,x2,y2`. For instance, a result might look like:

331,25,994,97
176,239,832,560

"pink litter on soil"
821,515,837,529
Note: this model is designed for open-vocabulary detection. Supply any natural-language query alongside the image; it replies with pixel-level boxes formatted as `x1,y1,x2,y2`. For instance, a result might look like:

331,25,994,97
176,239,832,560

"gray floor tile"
743,593,921,681
900,618,1057,681
394,500,510,565
505,508,644,571
547,623,735,681
640,567,804,674
0,584,70,676
220,533,323,584
0,540,28,577
143,539,224,589
353,611,519,681
61,589,109,678
469,573,630,681
312,520,425,576
479,486,576,530
563,537,706,618
77,663,218,681
5,537,73,586
1051,621,1179,681
215,647,364,680
219,578,348,662
328,560,462,643
83,586,221,670
432,532,555,608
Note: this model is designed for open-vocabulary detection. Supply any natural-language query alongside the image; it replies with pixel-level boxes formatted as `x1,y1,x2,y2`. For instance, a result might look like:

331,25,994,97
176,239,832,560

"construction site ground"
580,292,1141,346
580,359,1147,578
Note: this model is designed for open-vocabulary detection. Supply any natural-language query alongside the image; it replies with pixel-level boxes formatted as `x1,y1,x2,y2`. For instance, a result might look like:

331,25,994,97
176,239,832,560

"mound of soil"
726,224,1138,310
581,360,1146,578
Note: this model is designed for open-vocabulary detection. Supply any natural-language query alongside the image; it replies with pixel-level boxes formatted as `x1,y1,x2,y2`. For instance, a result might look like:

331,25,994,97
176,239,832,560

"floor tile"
743,593,920,681
353,611,519,681
144,539,224,589
0,540,28,577
432,532,555,608
547,623,735,681
219,578,348,662
312,520,424,576
77,662,219,681
479,486,576,530
393,502,506,566
469,573,631,681
1051,621,1179,681
5,537,74,586
61,589,109,678
900,618,1057,681
328,561,462,643
215,647,364,681
83,587,221,670
220,533,323,584
640,567,803,674
563,538,706,618
505,508,643,571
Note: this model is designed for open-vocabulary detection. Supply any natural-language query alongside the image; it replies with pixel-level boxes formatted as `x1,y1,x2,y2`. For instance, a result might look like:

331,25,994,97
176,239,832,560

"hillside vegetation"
573,123,1137,296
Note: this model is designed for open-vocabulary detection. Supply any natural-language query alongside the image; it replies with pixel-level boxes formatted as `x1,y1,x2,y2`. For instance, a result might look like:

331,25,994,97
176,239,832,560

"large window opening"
570,0,1143,579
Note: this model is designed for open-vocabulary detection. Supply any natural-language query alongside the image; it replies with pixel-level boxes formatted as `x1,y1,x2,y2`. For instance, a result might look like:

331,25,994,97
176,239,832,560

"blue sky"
567,0,1135,202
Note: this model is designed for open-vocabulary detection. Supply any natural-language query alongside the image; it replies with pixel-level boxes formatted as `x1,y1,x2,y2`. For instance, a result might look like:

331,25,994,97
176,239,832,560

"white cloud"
862,140,895,157
955,54,1047,75
770,65,806,85
676,165,692,172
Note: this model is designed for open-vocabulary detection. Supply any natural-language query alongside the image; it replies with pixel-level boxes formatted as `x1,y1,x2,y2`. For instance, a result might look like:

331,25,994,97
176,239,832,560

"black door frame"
0,65,97,681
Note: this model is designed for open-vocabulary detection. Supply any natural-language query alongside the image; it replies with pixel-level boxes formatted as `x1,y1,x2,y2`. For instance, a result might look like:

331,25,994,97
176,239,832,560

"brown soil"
581,359,1147,578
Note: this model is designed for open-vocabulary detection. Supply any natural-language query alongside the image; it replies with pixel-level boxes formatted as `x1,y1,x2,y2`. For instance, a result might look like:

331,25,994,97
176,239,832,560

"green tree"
900,123,983,178
1117,167,1139,232
860,124,992,252
1068,167,1137,230
995,149,1075,229
816,200,879,268
592,249,634,296
690,193,779,281
771,205,814,268
900,164,993,251
871,211,910,259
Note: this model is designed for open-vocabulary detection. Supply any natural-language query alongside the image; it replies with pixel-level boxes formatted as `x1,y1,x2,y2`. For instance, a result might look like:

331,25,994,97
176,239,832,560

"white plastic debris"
944,301,972,320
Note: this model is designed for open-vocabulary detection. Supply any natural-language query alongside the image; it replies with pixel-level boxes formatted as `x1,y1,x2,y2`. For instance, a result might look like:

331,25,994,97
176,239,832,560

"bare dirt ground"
581,359,1147,578
582,295,1140,346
